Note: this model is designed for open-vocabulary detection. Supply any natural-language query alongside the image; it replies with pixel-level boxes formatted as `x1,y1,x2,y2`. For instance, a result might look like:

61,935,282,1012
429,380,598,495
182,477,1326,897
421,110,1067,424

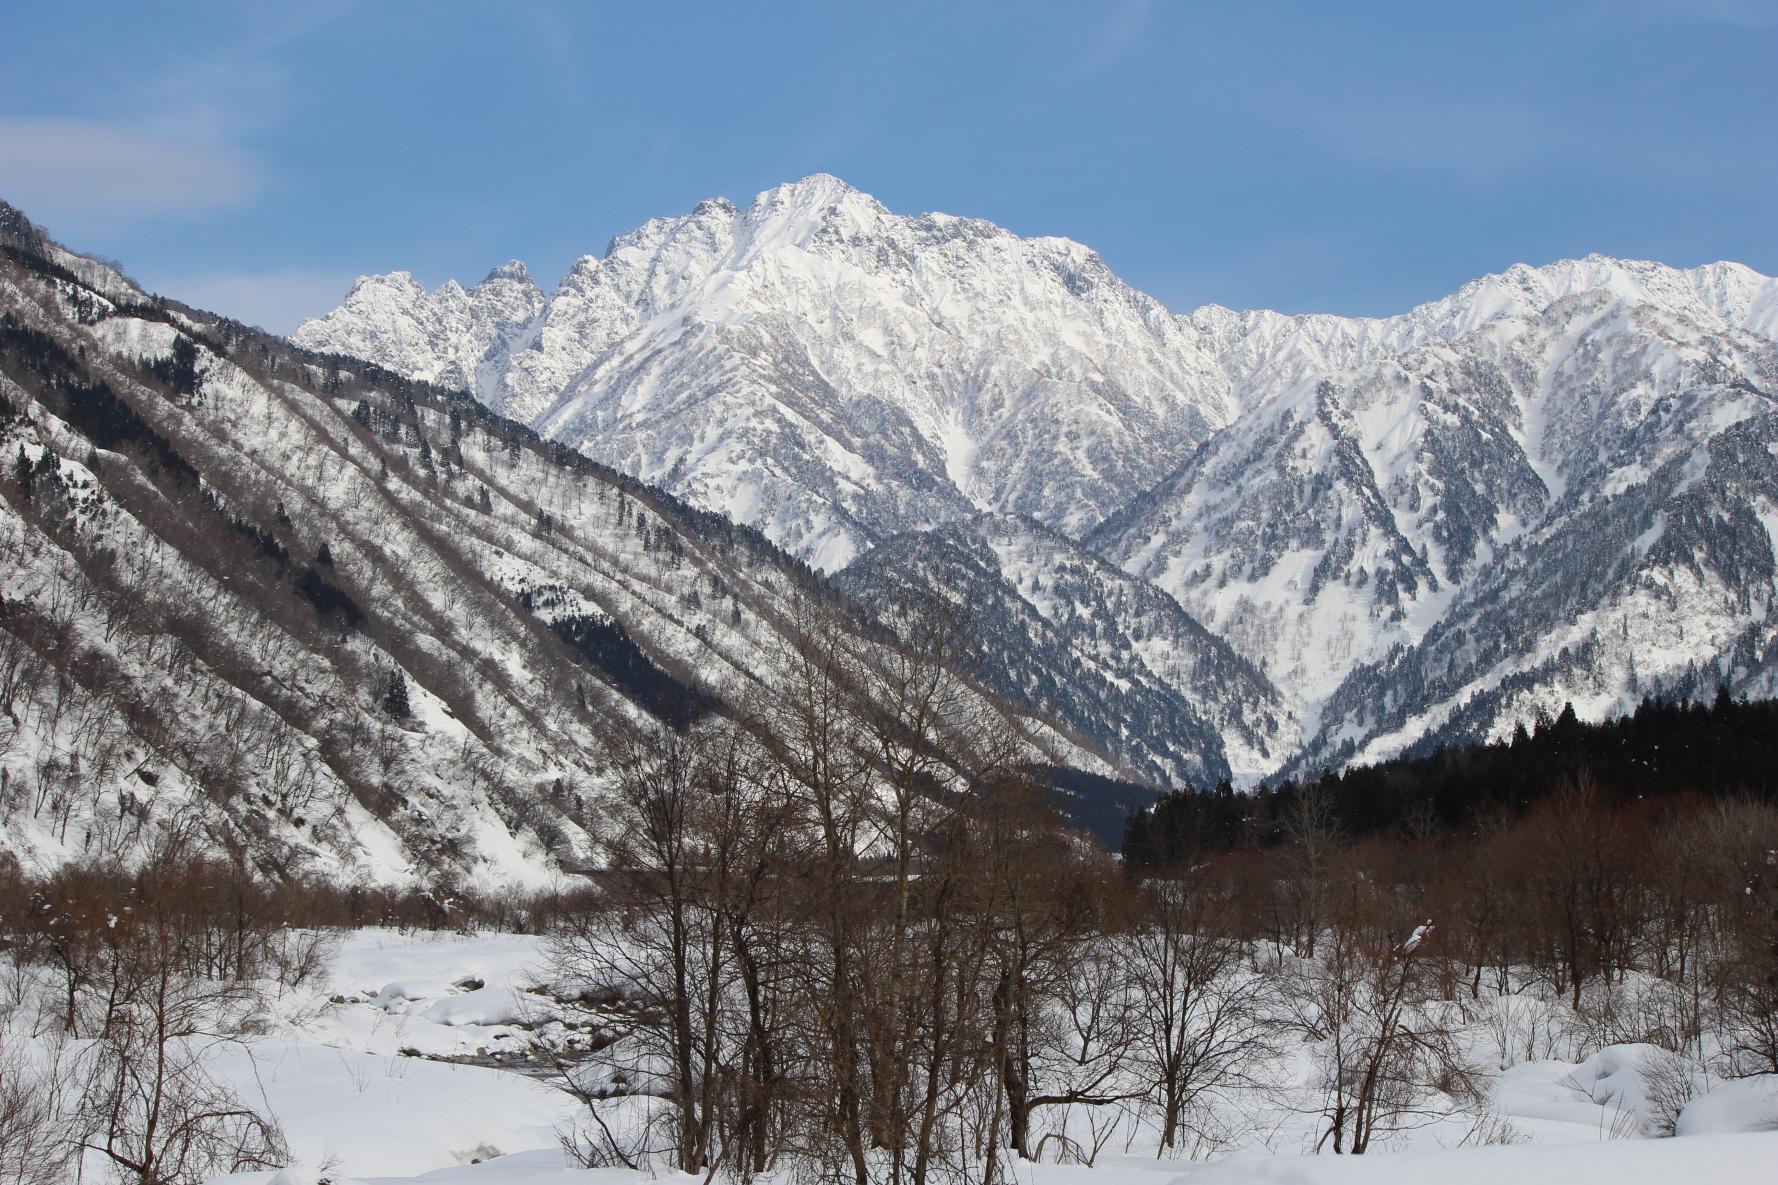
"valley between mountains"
3,177,1776,884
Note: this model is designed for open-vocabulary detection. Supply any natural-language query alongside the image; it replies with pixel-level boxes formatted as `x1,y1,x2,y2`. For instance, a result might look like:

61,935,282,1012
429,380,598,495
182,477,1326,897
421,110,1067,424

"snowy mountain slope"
834,514,1298,785
288,177,1778,774
0,202,1141,886
1188,255,1778,406
1299,358,1778,771
0,234,774,887
297,175,1240,569
1098,276,1778,759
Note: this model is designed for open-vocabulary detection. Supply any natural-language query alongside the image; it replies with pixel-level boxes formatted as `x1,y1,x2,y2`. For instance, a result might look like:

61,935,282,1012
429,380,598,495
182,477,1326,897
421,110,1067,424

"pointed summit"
750,173,886,219
737,174,890,251
480,260,534,286
759,172,859,203
346,270,423,298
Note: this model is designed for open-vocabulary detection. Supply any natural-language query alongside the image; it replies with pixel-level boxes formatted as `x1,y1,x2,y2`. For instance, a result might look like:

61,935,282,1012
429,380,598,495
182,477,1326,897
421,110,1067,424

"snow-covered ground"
183,930,1778,1185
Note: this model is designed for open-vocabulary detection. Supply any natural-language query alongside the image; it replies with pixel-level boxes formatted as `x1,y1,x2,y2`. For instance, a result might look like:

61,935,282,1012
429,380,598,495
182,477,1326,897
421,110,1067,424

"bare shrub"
1125,866,1279,1156
70,925,289,1185
0,1032,75,1185
1287,862,1479,1155
1638,1047,1704,1137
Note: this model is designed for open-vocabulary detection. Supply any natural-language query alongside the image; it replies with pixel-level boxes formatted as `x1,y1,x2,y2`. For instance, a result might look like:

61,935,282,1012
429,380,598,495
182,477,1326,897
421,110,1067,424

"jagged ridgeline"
297,176,1778,781
0,202,1205,886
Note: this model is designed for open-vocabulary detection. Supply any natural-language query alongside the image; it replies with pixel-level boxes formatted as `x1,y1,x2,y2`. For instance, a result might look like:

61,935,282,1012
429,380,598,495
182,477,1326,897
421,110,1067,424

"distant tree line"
1125,690,1778,866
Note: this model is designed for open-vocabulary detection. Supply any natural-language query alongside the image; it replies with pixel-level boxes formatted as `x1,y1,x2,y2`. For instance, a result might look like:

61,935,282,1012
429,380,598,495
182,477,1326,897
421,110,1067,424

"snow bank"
1179,1132,1778,1185
1677,1074,1778,1136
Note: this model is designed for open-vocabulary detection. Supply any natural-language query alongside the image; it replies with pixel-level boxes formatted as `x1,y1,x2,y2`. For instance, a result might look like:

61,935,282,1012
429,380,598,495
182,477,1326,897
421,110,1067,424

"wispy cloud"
0,6,352,233
1078,0,1151,74
147,266,356,335
0,117,263,223
116,3,348,140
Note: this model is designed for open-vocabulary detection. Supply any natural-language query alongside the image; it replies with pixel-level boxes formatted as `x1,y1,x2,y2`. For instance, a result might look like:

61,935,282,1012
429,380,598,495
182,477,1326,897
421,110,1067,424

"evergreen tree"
12,444,31,500
149,337,201,396
381,668,411,720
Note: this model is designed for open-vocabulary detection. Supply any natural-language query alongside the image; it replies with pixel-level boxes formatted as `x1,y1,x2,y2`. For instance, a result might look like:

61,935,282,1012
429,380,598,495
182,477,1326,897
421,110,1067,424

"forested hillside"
1125,690,1778,864
0,202,1130,887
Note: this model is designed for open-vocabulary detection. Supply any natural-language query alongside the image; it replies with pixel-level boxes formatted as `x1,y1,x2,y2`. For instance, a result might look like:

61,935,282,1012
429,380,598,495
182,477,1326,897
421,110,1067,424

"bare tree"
1125,864,1279,1156
0,1032,74,1185
1278,785,1341,957
545,721,741,1173
1286,878,1476,1155
1024,935,1141,1165
757,596,878,1185
1518,777,1645,1010
71,877,288,1185
1697,799,1778,1076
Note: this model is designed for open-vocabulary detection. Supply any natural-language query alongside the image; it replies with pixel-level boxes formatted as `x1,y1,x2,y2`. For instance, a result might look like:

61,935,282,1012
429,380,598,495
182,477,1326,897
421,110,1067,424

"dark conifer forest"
1125,691,1778,868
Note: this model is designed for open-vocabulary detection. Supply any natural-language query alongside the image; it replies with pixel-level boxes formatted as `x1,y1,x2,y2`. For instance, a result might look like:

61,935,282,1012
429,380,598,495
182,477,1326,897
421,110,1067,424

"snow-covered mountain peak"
1181,254,1778,417
750,171,881,219
299,261,545,404
346,270,424,298
300,175,1240,566
481,259,534,286
296,189,1778,774
1409,254,1778,345
766,170,859,199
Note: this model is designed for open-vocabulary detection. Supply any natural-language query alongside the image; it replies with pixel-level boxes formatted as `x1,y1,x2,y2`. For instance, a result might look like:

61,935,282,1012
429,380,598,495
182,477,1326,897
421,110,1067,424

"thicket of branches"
542,599,1139,1184
0,831,322,1185
0,824,612,1185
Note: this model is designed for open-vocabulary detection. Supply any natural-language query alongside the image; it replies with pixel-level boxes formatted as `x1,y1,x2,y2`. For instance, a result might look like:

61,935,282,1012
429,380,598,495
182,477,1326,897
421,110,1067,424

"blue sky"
2,2,1773,333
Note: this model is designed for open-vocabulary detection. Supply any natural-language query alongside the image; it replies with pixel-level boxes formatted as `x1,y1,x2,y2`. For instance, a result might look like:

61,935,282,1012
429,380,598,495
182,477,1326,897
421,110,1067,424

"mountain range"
1,174,1773,885
295,176,1778,776
5,198,1193,885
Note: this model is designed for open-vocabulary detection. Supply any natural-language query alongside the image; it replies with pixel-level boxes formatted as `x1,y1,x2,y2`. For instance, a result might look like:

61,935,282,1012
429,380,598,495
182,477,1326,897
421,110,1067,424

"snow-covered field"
169,930,1775,1185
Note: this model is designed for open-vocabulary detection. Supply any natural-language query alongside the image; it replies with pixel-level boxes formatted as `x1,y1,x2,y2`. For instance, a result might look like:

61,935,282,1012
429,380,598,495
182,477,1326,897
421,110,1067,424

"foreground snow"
1177,1132,1777,1184
195,930,1778,1185
228,1130,1778,1185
